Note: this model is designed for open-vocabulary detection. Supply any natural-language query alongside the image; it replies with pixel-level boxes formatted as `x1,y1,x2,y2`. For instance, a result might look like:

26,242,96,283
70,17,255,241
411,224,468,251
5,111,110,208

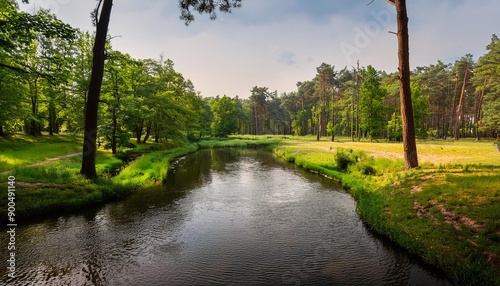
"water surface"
1,149,451,285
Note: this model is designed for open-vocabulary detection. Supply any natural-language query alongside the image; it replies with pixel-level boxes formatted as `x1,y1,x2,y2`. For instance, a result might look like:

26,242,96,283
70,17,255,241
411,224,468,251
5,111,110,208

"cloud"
278,50,297,65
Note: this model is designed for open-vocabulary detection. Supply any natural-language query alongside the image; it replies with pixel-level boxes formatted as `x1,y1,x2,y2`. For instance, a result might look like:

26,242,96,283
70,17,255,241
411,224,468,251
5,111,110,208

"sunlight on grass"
276,136,500,166
0,134,81,172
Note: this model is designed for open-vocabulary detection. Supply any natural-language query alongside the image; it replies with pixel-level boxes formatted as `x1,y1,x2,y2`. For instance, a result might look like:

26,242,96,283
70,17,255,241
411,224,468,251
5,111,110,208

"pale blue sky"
20,0,500,98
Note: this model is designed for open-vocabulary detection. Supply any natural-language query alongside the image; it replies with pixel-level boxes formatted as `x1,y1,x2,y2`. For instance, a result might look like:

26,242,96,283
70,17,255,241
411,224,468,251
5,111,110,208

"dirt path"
0,152,80,175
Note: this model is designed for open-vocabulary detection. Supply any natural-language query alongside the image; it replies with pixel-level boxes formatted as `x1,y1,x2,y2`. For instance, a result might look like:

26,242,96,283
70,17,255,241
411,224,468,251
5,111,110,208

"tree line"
2,1,499,153
206,41,500,142
1,1,206,150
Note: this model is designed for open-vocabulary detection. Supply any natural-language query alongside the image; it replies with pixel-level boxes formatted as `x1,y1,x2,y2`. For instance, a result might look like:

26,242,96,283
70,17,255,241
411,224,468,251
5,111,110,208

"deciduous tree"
80,0,242,178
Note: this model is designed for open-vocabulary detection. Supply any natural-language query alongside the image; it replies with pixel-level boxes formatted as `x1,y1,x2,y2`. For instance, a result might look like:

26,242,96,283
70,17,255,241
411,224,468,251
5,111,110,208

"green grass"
112,144,199,186
198,136,281,150
274,137,500,285
0,134,81,172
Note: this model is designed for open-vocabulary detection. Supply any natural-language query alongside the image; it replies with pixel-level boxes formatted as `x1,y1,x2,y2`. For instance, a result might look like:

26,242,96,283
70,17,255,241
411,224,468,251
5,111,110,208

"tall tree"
390,0,419,169
80,0,113,178
80,0,242,178
359,65,387,139
314,63,336,141
474,35,500,137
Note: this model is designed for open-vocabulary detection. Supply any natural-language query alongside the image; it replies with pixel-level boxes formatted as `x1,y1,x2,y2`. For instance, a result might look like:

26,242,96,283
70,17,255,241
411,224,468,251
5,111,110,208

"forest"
1,2,500,151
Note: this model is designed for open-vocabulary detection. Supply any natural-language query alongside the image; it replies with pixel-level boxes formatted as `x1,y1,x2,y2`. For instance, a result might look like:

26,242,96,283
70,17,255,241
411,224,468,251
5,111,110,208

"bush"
335,148,366,171
335,150,354,171
335,148,377,175
353,161,377,175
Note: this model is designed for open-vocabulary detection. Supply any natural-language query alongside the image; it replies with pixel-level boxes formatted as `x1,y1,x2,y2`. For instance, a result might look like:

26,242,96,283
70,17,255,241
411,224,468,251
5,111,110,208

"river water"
1,149,452,285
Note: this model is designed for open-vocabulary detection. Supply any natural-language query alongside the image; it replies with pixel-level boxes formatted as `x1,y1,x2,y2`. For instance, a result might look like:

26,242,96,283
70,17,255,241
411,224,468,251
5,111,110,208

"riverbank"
273,138,500,285
1,135,499,284
0,137,279,223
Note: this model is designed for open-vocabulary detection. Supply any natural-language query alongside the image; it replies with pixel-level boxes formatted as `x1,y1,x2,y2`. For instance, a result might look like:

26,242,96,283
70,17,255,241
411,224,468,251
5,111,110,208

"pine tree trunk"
317,111,321,141
80,0,113,178
454,67,468,140
396,0,418,169
475,79,486,140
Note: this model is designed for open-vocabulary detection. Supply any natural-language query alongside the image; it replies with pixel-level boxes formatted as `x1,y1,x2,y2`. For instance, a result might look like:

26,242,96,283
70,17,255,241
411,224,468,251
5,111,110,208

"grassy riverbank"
273,137,500,285
0,136,278,223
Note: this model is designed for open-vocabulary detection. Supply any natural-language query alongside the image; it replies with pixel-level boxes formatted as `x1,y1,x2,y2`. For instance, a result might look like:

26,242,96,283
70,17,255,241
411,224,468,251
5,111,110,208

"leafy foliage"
179,0,242,24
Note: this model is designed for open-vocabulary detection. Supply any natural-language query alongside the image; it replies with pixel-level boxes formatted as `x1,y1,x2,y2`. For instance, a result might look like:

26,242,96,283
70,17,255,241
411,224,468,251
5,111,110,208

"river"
1,149,452,285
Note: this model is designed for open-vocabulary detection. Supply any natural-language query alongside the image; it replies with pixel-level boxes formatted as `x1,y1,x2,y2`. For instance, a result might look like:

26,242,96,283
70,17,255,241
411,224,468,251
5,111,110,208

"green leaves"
359,65,388,139
475,35,500,132
179,0,243,25
210,95,239,137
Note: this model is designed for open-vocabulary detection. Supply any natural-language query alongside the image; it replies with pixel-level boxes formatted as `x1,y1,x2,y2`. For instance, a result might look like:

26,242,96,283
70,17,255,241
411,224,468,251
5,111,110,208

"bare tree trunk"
356,60,361,142
317,111,321,141
80,0,113,178
254,104,259,135
454,67,468,140
395,0,418,169
449,71,460,139
474,78,487,140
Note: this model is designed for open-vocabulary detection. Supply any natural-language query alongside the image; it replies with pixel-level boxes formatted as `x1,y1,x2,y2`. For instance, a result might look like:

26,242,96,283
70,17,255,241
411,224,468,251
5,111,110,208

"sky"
19,0,500,98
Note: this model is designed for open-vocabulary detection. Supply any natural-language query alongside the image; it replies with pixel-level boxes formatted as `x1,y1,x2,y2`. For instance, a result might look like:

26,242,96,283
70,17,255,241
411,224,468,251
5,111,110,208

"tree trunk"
0,126,4,137
316,111,321,141
80,0,113,178
136,119,144,144
48,102,56,136
356,61,361,142
475,79,486,140
454,67,468,140
396,0,418,169
29,87,38,136
254,104,259,135
111,108,117,154
143,120,152,144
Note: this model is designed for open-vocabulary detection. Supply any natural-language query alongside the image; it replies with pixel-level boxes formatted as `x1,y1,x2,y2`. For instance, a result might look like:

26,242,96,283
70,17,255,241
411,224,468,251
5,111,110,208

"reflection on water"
0,149,451,285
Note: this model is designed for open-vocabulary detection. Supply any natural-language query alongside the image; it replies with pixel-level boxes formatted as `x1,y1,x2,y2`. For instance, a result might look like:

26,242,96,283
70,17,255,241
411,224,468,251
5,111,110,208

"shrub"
356,162,377,175
335,148,356,171
335,148,354,171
